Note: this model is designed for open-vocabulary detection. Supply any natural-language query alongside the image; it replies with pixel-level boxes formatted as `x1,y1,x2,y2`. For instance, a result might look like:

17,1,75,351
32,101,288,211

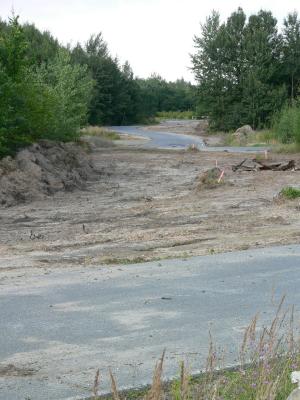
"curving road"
110,124,268,153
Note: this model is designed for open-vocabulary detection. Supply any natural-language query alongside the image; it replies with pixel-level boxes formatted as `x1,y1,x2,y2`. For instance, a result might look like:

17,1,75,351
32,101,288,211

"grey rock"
287,388,300,399
235,125,253,135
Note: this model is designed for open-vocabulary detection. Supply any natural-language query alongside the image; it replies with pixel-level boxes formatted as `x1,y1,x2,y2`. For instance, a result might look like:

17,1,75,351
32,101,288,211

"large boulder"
235,125,253,135
234,125,254,142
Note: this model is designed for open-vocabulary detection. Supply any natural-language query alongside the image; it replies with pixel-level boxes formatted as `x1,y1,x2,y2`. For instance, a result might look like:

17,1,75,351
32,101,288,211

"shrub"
274,105,300,144
0,16,93,157
280,186,300,199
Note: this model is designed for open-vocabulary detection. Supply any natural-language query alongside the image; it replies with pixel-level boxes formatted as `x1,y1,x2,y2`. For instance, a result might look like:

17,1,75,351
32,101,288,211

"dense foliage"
0,15,196,157
71,37,196,125
0,16,92,156
191,8,300,132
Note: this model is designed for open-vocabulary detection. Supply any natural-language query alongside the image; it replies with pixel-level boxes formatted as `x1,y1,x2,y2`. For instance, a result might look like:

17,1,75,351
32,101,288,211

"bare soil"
1,138,300,285
0,140,97,207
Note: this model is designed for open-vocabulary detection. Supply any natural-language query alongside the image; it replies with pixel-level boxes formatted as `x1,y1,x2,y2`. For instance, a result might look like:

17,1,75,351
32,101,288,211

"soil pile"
195,167,224,189
0,140,97,207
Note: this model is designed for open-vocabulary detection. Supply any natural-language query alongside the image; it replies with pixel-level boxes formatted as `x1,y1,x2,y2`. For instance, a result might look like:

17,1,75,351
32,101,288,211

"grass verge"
223,130,277,147
222,129,300,154
156,111,195,120
81,126,121,140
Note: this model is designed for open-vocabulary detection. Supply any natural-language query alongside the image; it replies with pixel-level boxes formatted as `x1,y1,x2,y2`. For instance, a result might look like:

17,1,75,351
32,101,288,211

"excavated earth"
0,140,98,207
0,134,300,286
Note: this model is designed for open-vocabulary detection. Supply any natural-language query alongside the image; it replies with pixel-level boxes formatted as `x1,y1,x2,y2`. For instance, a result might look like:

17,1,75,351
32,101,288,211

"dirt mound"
195,167,224,189
0,140,98,207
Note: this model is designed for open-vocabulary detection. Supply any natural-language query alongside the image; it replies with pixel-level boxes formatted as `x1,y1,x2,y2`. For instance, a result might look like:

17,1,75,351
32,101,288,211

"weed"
156,111,194,120
102,255,171,266
92,297,300,400
279,186,300,200
273,143,300,154
93,369,100,399
186,144,200,152
81,126,120,140
224,130,277,147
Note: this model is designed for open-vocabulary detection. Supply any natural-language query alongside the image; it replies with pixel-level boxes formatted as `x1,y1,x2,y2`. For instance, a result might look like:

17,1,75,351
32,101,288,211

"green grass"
156,111,195,120
102,255,171,265
94,357,297,400
280,186,300,199
223,129,277,147
222,128,300,154
81,126,120,140
273,143,300,154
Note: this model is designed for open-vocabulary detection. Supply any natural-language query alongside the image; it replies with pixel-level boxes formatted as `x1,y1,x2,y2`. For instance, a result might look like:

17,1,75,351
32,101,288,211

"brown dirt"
1,142,300,283
0,363,37,377
0,140,98,207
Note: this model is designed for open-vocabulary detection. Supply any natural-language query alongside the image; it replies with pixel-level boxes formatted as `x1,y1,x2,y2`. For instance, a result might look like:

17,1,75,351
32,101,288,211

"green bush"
0,16,93,157
274,104,300,144
280,186,300,199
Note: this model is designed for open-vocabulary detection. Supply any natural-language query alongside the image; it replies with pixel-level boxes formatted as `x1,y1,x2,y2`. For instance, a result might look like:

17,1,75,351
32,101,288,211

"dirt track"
1,140,300,284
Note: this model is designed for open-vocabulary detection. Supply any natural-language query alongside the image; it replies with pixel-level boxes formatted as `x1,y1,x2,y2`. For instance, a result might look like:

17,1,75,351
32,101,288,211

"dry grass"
81,126,121,140
186,144,200,152
92,297,300,400
224,130,277,147
223,129,300,154
273,143,300,154
93,369,100,399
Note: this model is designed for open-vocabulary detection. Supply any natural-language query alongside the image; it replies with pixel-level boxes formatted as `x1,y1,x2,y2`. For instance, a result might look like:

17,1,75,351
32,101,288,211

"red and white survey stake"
218,169,225,183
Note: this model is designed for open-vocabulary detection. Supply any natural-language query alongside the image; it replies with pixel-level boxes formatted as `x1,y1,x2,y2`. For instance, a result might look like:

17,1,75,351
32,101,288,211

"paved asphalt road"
110,124,268,153
1,245,300,399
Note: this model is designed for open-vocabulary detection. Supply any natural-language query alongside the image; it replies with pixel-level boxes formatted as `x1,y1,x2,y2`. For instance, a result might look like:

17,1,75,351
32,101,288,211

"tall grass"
224,130,277,147
156,111,195,120
81,126,120,140
94,297,300,400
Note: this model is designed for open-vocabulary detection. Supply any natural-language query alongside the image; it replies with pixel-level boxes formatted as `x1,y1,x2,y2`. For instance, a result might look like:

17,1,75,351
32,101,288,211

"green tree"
191,8,287,130
0,15,93,156
23,23,59,66
282,12,300,102
242,11,285,128
36,49,93,141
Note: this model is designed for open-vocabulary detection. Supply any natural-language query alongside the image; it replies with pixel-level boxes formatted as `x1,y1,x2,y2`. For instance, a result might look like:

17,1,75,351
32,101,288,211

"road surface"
110,124,268,153
1,244,299,400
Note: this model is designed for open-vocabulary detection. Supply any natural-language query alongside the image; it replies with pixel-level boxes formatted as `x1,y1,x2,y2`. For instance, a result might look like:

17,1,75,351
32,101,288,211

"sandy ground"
1,122,300,399
1,134,300,288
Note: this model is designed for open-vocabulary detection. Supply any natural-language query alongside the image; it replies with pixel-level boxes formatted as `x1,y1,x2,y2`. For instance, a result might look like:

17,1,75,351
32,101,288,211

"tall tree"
282,12,300,102
191,11,229,129
191,8,287,130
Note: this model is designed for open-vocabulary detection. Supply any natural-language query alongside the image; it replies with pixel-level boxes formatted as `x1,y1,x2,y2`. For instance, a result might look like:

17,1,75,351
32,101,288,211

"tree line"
0,15,196,157
191,8,300,133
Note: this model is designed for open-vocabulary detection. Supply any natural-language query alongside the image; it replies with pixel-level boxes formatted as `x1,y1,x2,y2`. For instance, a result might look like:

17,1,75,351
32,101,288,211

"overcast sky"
1,0,300,82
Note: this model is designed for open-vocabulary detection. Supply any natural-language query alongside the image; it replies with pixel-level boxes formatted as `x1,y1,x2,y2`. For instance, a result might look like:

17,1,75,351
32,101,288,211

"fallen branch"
232,158,296,172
